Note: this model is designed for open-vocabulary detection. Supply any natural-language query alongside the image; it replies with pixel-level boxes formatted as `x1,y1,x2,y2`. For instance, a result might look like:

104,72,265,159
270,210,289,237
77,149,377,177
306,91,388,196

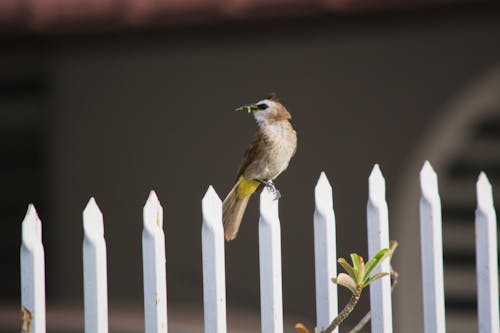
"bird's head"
236,93,291,125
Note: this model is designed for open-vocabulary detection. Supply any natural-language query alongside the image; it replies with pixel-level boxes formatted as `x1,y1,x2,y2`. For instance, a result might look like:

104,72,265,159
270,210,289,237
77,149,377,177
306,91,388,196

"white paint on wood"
367,164,393,333
20,204,46,333
259,188,283,333
419,161,446,333
475,172,499,333
83,197,109,333
143,191,168,333
313,172,338,332
17,168,500,333
201,186,227,333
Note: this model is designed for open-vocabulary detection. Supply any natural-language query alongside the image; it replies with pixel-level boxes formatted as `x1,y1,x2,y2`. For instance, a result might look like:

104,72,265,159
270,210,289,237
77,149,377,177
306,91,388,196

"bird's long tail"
222,176,260,241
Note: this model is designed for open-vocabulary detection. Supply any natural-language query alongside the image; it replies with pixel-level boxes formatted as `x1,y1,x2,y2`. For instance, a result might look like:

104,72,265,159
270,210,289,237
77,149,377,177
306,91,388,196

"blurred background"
1,0,500,332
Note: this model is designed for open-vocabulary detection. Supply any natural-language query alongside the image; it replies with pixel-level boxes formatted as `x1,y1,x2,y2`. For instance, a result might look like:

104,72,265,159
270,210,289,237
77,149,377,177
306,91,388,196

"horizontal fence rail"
18,162,498,333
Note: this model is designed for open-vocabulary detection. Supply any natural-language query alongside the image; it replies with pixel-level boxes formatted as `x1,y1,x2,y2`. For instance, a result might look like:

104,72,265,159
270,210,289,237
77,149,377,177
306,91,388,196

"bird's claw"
264,181,281,201
273,189,281,201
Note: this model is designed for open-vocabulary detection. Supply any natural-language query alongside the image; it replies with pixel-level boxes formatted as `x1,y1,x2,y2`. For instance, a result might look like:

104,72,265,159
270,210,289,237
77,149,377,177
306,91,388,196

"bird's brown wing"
235,131,266,183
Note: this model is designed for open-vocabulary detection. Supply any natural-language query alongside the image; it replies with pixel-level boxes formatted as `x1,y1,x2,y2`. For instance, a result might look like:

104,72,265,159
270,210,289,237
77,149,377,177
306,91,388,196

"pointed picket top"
142,190,168,333
314,172,338,331
419,160,446,333
475,171,499,333
420,161,440,201
367,164,393,332
369,164,386,205
315,172,333,215
477,172,494,213
83,197,104,243
259,185,283,333
201,185,227,333
260,186,279,224
144,190,164,234
22,204,42,249
202,186,222,228
83,197,108,333
20,203,46,333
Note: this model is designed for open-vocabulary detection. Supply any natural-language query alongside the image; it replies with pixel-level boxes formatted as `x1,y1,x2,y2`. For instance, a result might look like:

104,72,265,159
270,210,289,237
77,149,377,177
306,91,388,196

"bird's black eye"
257,103,268,110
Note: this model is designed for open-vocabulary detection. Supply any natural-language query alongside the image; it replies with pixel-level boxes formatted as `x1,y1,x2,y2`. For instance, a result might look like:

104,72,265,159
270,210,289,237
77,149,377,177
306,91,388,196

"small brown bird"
223,94,297,241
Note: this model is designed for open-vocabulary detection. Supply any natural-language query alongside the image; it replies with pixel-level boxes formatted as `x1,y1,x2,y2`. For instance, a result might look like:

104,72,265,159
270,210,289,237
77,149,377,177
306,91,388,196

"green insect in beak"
236,104,259,113
236,103,267,113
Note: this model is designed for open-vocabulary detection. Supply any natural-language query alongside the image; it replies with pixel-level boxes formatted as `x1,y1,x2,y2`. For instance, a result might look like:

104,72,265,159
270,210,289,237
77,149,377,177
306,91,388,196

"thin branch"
347,266,398,333
321,286,363,333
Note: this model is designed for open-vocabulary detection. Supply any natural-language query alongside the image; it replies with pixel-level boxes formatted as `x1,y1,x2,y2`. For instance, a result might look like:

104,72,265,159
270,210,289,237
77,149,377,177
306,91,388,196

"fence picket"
419,161,446,333
314,172,338,332
83,197,109,333
17,168,500,333
259,187,284,333
143,191,168,333
20,204,46,333
475,173,499,333
367,164,393,333
201,186,227,333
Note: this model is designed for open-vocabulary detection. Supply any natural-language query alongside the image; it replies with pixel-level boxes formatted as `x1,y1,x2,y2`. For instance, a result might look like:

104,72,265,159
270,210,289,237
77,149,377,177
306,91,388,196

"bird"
222,94,297,241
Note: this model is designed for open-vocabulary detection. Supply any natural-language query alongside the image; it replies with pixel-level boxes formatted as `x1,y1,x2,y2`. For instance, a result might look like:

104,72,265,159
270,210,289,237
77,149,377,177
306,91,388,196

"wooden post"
20,204,46,333
419,161,446,333
475,173,499,333
143,191,168,333
367,164,393,333
259,187,284,333
314,172,338,332
201,186,227,333
83,198,109,333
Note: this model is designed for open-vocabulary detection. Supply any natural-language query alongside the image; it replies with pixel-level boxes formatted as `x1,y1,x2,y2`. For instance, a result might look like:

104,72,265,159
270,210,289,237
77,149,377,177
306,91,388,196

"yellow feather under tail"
222,176,260,241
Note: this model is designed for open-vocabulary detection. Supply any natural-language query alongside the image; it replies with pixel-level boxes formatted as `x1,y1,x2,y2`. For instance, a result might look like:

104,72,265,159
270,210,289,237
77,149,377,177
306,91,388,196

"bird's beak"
236,103,259,114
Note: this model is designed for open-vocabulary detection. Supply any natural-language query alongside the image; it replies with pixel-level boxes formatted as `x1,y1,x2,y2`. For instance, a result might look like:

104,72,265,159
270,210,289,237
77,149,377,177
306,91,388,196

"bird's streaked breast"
261,121,297,180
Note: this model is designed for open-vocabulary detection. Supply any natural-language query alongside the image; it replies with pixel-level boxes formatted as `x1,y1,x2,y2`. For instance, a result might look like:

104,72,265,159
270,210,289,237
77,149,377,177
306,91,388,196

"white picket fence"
20,162,499,333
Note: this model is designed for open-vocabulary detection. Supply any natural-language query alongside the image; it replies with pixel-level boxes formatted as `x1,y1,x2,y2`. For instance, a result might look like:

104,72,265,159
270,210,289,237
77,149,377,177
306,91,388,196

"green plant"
296,243,395,333
347,240,399,333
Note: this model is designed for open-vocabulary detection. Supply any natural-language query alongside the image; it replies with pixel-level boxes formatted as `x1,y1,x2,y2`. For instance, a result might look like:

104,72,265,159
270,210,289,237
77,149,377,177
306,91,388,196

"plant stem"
348,265,399,333
321,285,363,333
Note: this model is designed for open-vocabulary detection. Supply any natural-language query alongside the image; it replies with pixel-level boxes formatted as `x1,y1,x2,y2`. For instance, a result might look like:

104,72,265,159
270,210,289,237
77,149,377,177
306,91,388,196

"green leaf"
350,254,365,284
363,248,390,284
332,273,357,294
364,272,390,287
350,254,360,278
338,258,356,281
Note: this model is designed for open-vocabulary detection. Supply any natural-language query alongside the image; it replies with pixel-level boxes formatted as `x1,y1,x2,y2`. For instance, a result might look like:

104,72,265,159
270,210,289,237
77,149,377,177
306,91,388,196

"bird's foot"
263,181,281,200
